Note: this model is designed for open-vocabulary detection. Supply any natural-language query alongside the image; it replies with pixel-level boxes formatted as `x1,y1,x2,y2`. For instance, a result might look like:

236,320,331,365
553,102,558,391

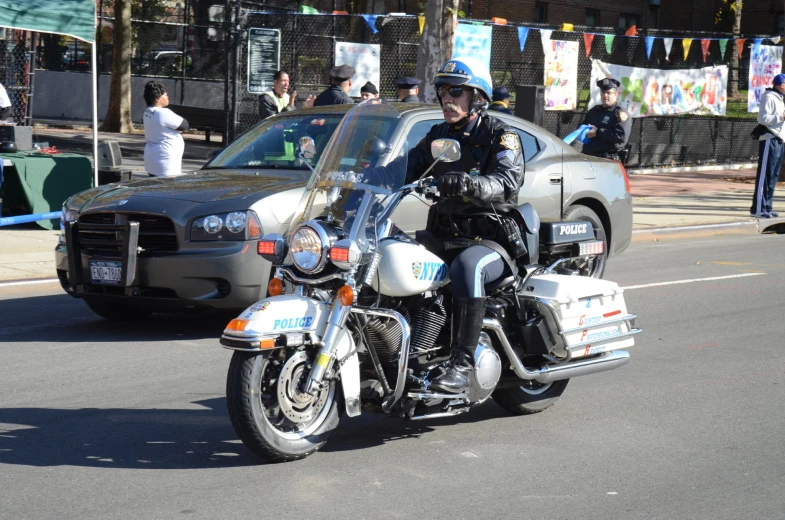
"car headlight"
290,226,323,273
190,210,263,241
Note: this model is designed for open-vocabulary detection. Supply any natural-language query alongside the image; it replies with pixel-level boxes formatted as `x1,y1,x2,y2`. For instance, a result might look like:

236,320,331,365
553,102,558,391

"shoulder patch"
619,111,628,122
499,132,520,151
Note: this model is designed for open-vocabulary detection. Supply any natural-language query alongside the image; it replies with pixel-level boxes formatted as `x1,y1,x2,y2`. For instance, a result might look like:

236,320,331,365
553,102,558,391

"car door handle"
549,177,562,185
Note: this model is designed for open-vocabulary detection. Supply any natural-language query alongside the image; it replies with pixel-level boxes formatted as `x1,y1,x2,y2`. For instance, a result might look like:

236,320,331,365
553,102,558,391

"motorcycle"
221,103,641,462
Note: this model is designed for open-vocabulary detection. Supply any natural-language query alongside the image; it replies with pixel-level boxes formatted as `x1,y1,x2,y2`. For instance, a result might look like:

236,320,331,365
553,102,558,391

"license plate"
89,260,123,285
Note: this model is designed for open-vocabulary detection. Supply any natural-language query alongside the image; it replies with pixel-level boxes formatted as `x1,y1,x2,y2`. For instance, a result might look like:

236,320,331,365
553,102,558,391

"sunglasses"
436,86,467,99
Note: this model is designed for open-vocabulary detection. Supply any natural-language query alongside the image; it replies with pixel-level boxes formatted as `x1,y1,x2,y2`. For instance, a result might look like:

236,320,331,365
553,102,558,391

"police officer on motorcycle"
402,58,525,393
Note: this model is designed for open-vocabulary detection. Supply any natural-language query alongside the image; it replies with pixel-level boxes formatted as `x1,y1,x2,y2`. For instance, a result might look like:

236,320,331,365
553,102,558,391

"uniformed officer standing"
395,77,421,102
313,64,356,107
581,78,632,161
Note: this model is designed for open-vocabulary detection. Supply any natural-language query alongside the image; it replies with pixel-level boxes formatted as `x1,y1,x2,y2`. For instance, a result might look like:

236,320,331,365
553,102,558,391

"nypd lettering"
559,223,588,235
412,261,447,282
272,316,314,331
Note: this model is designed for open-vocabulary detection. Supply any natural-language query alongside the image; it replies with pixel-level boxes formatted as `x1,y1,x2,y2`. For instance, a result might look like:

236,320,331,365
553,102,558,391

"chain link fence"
0,30,32,125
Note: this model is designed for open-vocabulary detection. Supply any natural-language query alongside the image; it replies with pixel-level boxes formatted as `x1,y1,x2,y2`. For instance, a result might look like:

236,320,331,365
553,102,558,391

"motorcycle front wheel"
226,349,343,463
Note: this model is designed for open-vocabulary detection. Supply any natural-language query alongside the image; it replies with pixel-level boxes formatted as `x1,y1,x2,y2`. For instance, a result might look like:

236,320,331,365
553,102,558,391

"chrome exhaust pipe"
533,350,630,384
483,318,630,383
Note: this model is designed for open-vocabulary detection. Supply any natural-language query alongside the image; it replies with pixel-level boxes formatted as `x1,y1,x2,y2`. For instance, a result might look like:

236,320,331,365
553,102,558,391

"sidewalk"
0,131,782,283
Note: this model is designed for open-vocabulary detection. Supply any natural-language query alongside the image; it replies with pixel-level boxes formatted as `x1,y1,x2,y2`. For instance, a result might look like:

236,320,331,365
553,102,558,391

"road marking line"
622,273,765,290
0,278,59,287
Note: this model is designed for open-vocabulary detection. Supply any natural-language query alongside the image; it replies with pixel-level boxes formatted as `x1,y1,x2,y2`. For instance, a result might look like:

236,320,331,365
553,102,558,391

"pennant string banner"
517,26,529,53
583,33,595,58
605,34,615,54
719,39,728,61
682,38,693,61
418,15,425,35
736,38,746,59
644,36,654,59
664,38,674,60
701,39,710,62
753,38,762,55
362,15,379,34
539,29,553,52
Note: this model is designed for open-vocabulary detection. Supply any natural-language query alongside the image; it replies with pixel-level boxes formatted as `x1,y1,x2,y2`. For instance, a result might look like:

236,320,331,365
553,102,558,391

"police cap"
597,77,621,91
329,64,356,80
395,77,421,89
492,86,510,101
360,81,378,94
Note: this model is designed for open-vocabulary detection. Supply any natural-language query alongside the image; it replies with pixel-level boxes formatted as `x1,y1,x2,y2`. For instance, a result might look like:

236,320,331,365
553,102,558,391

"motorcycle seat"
485,274,516,294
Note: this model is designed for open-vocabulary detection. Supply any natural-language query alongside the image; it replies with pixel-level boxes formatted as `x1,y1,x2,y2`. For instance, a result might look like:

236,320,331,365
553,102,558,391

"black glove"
437,171,473,198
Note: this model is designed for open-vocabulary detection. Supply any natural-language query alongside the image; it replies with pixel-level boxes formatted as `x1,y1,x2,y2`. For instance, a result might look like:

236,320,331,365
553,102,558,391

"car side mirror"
430,138,461,163
299,136,316,160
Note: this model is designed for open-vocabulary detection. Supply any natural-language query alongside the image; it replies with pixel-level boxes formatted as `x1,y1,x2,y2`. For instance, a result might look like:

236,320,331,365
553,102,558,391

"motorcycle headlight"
290,225,330,273
190,210,263,241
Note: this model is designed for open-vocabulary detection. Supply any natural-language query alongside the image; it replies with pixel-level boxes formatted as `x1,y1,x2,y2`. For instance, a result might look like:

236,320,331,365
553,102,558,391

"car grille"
77,213,178,253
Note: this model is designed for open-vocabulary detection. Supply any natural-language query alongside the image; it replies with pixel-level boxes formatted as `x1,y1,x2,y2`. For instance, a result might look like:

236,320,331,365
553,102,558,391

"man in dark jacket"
382,58,525,394
581,78,632,160
487,86,513,114
395,77,421,102
313,65,356,107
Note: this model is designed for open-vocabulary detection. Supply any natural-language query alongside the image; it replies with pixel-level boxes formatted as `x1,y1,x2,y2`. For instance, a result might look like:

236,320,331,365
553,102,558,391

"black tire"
563,204,607,278
492,379,569,415
84,299,153,321
226,350,342,463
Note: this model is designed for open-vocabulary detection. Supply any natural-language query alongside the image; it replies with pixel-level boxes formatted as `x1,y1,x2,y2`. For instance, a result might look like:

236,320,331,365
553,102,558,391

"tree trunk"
728,0,742,98
100,0,133,133
416,0,460,103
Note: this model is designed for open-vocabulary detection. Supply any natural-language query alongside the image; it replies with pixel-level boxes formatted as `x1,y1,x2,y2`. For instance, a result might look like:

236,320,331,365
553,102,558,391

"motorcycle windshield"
288,102,407,246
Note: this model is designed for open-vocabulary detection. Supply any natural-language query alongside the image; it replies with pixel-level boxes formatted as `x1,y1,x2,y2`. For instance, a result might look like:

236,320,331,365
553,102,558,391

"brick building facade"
298,0,785,35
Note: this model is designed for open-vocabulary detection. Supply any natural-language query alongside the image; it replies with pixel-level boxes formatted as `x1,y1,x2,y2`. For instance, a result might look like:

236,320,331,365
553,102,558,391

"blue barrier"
0,212,61,227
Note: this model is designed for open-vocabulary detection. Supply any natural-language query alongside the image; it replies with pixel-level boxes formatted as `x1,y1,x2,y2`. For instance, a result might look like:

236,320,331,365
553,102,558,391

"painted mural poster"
543,40,579,110
589,60,728,117
748,45,783,112
453,23,492,71
335,42,380,98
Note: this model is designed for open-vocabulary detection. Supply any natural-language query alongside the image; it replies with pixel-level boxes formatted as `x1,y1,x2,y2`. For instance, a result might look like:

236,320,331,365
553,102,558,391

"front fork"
303,297,353,395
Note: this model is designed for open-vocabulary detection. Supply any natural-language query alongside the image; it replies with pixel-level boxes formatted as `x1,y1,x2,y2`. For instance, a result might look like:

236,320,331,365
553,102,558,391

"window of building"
585,9,600,26
777,13,785,34
618,13,641,29
534,2,548,23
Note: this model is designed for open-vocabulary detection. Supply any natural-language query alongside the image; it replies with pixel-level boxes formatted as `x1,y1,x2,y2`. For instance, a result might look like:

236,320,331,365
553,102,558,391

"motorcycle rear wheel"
226,350,343,463
492,379,569,415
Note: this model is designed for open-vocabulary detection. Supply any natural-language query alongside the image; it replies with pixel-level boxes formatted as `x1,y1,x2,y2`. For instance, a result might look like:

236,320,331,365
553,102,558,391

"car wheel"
563,204,607,278
84,299,153,321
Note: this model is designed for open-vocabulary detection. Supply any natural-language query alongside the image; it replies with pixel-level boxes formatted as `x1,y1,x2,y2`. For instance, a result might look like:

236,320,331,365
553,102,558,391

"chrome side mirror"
430,138,461,163
299,136,316,159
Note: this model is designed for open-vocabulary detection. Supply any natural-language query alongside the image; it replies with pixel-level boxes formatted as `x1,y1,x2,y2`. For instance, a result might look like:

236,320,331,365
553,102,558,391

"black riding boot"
430,297,486,394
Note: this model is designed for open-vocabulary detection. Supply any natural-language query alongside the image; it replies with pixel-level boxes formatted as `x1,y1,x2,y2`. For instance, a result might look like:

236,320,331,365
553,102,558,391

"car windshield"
204,113,345,171
288,102,405,249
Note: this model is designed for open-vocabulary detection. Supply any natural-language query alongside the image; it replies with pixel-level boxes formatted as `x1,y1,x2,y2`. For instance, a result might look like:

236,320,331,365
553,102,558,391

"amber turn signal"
226,318,249,332
259,338,276,349
268,277,284,296
337,285,354,306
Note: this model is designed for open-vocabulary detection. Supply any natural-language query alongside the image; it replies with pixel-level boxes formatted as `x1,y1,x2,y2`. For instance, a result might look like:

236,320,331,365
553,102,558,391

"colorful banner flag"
589,60,728,117
418,15,425,35
539,29,553,53
645,37,655,59
544,40,579,110
748,45,783,112
517,26,529,52
753,38,762,55
664,38,674,60
736,38,746,59
560,23,574,32
361,15,379,34
682,38,693,61
583,33,595,57
719,39,728,61
625,25,638,37
604,34,615,54
701,39,710,62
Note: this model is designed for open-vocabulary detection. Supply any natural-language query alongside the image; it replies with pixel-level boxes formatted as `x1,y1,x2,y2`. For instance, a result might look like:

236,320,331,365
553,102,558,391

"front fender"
220,294,362,418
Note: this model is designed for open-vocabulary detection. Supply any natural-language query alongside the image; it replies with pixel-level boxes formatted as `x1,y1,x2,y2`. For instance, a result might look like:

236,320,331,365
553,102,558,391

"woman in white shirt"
143,81,188,177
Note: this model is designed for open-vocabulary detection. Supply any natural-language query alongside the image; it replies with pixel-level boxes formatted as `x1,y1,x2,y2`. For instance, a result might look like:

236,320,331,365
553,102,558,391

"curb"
631,218,785,241
629,162,756,175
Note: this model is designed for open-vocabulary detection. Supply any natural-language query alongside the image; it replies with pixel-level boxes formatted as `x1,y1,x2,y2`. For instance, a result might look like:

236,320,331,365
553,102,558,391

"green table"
0,152,93,229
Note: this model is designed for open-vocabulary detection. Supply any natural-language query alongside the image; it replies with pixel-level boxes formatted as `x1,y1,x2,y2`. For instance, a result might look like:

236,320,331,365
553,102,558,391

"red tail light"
619,162,631,193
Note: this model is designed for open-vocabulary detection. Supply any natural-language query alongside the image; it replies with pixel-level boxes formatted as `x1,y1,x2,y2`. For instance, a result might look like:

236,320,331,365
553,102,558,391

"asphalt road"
1,234,785,520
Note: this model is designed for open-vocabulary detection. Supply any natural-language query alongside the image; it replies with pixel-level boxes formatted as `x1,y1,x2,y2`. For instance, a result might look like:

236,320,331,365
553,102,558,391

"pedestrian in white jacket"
751,74,785,217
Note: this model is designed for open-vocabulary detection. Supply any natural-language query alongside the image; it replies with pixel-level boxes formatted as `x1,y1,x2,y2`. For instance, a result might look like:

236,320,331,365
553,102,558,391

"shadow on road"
0,397,510,469
0,293,240,343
